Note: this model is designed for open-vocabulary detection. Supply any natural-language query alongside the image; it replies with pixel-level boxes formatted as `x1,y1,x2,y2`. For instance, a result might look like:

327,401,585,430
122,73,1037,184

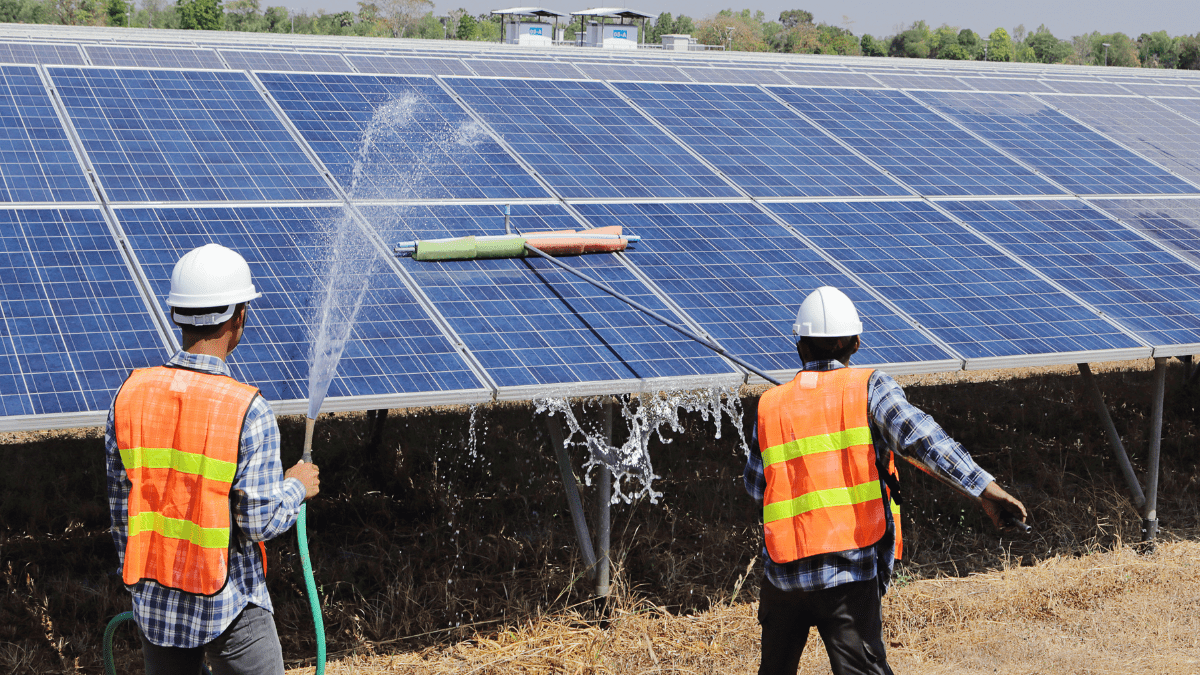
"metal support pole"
1186,355,1200,388
1144,357,1167,545
596,399,613,598
1078,363,1146,510
546,414,599,577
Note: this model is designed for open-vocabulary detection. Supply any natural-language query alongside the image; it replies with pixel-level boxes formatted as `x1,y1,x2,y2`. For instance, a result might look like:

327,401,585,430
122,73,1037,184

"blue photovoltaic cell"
50,67,335,202
680,67,791,86
1097,197,1200,266
1115,82,1199,98
84,45,225,69
1154,97,1200,126
573,202,955,370
577,62,690,83
221,50,352,73
767,201,1143,360
1045,80,1130,96
258,72,548,201
957,78,1056,94
382,202,736,387
0,208,165,417
911,90,1200,196
0,42,85,65
0,66,93,202
1040,95,1200,188
781,70,881,88
943,199,1200,348
116,205,483,402
617,82,907,198
869,73,972,91
446,78,739,200
346,55,472,76
463,59,584,79
771,87,1060,197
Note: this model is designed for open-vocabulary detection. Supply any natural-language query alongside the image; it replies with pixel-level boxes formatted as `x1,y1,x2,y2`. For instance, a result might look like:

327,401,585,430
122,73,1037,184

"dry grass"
301,541,1200,675
2,358,1199,673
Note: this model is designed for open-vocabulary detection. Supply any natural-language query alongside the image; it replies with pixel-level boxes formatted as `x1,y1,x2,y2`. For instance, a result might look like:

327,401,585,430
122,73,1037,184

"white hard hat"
167,244,261,326
793,286,863,338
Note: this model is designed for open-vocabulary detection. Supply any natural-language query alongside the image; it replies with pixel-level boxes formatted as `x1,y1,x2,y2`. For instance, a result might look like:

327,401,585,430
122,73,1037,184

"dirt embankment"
2,358,1198,674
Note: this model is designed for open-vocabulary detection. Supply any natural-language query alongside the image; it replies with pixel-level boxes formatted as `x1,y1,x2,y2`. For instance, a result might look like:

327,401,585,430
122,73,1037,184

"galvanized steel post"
546,414,599,576
596,399,613,598
1144,357,1167,546
1077,363,1145,511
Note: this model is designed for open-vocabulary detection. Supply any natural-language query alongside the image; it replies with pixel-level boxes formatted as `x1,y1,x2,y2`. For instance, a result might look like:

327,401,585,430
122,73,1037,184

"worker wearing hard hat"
745,286,1026,675
104,244,319,674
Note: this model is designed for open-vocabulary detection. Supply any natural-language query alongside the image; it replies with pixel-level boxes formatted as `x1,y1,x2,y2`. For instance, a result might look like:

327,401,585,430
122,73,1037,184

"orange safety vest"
114,365,264,596
757,368,902,564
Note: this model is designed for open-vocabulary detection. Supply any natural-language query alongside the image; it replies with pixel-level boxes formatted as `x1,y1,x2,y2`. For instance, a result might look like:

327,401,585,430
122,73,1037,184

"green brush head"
413,236,528,261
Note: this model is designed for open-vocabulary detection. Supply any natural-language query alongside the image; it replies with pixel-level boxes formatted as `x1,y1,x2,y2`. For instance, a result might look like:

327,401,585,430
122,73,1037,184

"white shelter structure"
491,7,567,46
569,8,654,49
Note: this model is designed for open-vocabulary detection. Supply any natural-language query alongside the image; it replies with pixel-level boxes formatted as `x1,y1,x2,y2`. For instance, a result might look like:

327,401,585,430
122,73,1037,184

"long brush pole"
522,243,783,386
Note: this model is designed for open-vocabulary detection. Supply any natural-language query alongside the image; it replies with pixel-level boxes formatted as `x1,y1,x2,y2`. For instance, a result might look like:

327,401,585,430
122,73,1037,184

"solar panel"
375,202,740,392
1096,197,1200,266
767,200,1146,367
0,66,94,203
220,50,352,73
49,67,336,203
957,77,1056,94
576,62,690,83
462,59,584,79
869,73,972,90
258,72,548,201
444,77,740,200
1039,95,1200,187
572,201,959,375
345,54,472,76
115,204,487,407
1115,82,1199,98
1153,97,1200,125
0,42,85,65
679,67,791,86
942,199,1200,353
0,207,167,423
1044,80,1130,96
617,81,907,199
770,87,1061,197
83,45,225,69
911,90,1200,196
781,70,881,88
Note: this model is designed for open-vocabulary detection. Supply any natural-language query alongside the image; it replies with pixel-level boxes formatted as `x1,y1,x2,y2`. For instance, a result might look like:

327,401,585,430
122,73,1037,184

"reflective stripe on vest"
757,368,902,563
115,366,260,596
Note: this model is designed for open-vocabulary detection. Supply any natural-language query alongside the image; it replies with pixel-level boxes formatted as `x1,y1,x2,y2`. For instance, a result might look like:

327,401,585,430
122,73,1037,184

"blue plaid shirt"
745,360,994,593
105,351,306,648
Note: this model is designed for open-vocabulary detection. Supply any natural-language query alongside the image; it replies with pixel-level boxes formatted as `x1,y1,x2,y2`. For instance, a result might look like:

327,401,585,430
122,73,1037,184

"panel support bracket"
544,399,615,598
1078,360,1169,547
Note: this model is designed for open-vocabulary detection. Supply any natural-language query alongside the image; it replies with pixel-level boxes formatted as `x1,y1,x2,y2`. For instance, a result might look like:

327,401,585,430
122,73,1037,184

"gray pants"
140,605,285,675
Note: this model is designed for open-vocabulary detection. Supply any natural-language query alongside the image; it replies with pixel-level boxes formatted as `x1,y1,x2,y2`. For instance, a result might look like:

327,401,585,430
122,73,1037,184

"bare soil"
2,358,1198,674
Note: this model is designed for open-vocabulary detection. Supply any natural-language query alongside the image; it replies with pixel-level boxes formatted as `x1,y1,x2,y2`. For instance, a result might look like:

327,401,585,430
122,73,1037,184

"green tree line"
2,1,1198,69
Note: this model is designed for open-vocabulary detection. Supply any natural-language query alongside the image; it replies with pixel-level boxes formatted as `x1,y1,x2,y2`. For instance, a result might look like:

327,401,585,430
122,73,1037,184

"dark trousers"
757,577,893,675
140,604,284,675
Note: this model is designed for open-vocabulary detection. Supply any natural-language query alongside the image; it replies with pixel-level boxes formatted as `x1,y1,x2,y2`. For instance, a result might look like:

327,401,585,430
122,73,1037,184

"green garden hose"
102,611,211,675
297,502,326,675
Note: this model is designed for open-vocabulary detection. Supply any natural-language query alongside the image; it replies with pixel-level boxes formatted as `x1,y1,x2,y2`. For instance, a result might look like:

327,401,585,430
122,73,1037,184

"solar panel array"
2,24,1200,431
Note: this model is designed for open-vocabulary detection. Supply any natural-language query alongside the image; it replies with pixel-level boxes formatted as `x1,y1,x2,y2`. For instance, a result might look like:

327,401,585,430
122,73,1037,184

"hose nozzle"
302,416,316,464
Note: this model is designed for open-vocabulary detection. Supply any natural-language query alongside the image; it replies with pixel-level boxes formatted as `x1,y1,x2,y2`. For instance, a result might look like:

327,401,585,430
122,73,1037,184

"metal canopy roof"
490,7,567,18
568,7,655,20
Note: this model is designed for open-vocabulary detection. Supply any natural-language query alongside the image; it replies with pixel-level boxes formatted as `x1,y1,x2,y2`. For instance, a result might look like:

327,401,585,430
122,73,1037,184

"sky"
288,0,1198,40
